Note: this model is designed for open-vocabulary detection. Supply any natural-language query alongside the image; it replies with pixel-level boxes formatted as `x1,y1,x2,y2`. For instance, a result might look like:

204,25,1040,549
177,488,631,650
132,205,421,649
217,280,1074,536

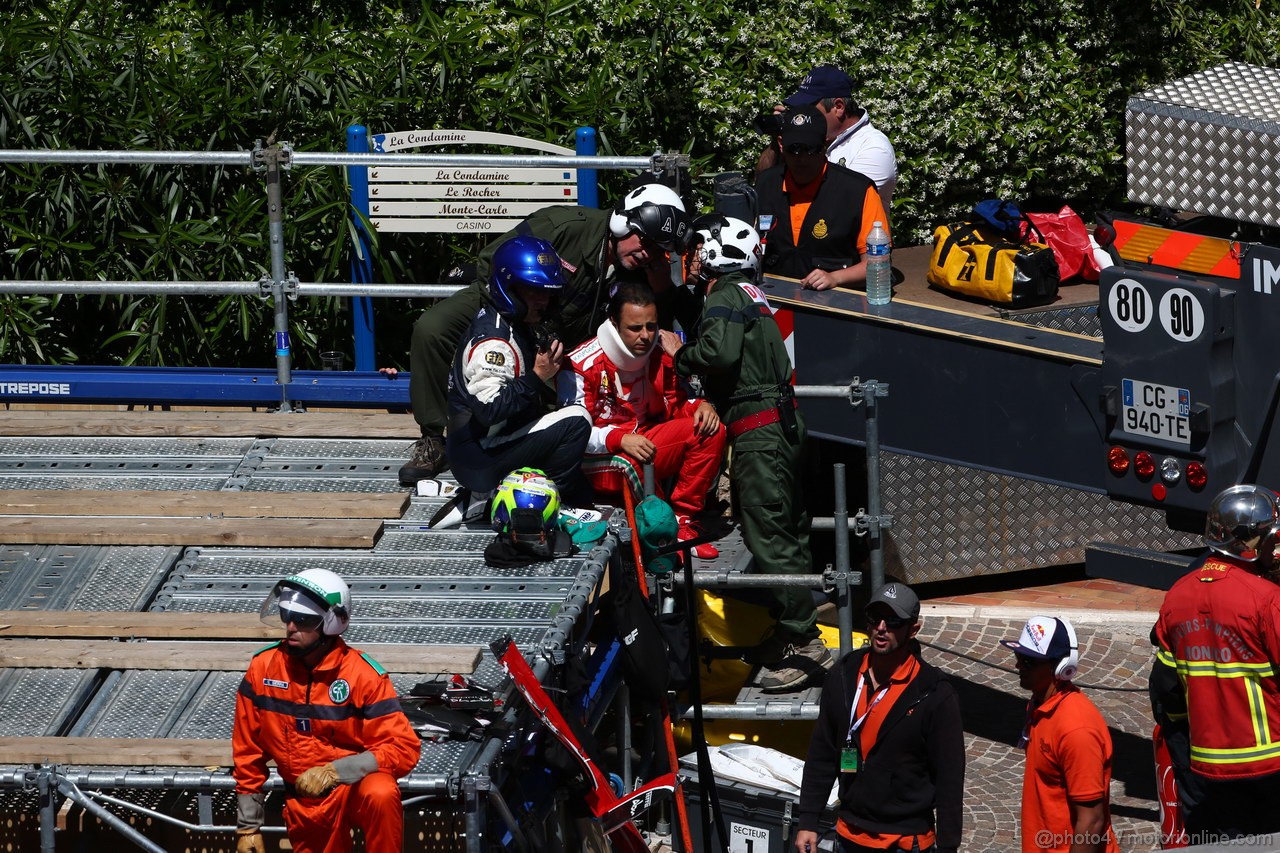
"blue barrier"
0,365,411,408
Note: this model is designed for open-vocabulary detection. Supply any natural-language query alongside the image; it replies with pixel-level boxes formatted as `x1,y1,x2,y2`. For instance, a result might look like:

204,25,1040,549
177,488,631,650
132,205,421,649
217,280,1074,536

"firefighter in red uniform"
1150,483,1280,843
232,569,421,853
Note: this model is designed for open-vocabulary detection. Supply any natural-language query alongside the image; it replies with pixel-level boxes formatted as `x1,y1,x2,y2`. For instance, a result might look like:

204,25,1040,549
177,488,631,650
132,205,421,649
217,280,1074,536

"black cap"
778,106,827,152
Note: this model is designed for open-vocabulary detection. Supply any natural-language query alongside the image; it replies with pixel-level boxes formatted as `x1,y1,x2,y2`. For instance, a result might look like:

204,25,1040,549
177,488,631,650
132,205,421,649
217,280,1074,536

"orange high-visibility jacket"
1153,555,1280,779
232,639,420,794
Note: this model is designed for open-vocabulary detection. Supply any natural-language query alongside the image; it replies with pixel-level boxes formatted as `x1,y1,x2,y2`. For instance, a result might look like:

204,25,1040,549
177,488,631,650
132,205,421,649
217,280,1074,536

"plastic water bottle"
865,221,892,305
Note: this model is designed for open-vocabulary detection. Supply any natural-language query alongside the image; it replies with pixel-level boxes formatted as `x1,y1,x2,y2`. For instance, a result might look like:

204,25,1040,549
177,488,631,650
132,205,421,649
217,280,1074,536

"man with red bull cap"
1003,615,1119,853
232,569,420,853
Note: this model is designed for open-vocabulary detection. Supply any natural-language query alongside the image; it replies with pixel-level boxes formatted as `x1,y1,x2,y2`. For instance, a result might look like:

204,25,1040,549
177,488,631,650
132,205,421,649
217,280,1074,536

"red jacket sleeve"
659,353,697,419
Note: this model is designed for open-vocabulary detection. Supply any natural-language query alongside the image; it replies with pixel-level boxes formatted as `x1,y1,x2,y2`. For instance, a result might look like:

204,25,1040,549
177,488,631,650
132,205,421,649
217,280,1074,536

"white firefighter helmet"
259,568,352,636
695,214,763,276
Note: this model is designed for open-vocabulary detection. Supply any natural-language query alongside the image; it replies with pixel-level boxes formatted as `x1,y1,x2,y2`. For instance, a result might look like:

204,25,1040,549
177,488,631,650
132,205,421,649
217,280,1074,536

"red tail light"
1186,462,1208,490
1134,451,1155,480
1107,446,1130,475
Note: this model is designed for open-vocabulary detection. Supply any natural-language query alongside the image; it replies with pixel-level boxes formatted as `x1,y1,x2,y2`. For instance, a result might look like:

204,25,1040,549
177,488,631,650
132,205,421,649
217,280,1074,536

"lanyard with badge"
843,669,889,773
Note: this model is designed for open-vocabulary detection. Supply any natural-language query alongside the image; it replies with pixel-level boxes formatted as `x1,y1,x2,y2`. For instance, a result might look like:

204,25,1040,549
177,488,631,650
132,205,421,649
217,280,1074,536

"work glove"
294,762,340,798
235,827,265,853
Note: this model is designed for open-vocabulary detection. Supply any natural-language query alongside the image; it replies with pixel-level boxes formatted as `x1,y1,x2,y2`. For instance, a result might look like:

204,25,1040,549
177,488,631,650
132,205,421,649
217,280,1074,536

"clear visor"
259,586,325,630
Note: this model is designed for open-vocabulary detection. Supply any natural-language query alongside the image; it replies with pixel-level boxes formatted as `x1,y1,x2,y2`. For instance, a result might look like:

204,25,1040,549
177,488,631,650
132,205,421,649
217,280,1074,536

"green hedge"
2,0,1277,368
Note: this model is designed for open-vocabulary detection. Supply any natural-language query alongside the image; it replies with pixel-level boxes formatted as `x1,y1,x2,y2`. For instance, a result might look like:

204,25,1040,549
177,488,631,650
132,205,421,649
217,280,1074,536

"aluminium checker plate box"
1127,62,1280,228
881,451,1202,583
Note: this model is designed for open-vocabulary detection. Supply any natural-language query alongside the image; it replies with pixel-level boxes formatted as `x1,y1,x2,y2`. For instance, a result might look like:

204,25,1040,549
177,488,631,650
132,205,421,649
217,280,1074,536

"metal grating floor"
0,544,179,611
0,436,416,494
0,431,609,807
0,668,102,737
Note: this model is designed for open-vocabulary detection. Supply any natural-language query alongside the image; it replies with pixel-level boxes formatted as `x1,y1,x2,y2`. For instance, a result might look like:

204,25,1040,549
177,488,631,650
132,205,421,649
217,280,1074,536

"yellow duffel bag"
927,221,1059,307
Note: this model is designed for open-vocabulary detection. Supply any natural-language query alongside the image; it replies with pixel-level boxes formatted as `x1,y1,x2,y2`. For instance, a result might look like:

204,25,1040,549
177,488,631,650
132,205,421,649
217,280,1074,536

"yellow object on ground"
676,590,867,758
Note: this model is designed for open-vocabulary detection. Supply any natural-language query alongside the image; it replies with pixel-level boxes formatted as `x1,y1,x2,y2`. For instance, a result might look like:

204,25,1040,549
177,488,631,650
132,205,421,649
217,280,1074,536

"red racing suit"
559,319,726,516
233,639,421,853
1151,554,1280,779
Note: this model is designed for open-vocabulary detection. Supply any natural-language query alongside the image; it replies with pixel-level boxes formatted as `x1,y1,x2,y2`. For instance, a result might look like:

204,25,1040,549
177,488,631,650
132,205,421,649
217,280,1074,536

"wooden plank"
0,611,281,639
0,737,232,767
0,411,419,438
0,490,409,520
0,639,479,674
0,516,381,548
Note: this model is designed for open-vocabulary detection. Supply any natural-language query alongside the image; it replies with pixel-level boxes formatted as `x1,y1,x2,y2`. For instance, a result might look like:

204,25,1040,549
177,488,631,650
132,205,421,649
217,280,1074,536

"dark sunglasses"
865,609,910,630
783,143,823,156
280,610,324,630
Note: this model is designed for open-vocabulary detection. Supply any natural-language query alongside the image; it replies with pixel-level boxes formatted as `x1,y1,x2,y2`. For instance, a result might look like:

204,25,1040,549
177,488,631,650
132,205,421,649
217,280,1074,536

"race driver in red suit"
559,280,726,557
232,569,420,853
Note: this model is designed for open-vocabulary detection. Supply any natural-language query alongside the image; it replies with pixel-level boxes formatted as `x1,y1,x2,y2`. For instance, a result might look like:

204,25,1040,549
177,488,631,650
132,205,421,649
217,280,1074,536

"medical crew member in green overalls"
660,214,832,692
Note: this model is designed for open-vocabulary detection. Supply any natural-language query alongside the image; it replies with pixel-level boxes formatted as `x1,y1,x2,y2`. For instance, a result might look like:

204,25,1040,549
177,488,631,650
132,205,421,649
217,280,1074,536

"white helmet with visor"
259,568,351,637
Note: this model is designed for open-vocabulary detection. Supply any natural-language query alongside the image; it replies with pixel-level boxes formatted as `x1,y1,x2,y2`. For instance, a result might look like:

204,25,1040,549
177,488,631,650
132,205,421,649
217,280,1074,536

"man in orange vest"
754,105,889,292
1151,483,1280,842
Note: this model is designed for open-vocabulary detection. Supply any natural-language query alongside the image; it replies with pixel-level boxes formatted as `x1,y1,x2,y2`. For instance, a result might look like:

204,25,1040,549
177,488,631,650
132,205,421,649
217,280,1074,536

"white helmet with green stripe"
260,568,351,636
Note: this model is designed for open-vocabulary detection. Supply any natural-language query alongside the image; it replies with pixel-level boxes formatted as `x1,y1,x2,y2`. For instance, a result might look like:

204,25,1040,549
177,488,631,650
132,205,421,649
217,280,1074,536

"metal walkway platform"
0,421,841,853
0,429,613,853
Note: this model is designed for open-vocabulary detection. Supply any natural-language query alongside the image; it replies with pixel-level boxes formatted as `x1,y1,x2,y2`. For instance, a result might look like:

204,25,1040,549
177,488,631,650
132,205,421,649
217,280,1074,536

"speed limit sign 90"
1158,287,1204,342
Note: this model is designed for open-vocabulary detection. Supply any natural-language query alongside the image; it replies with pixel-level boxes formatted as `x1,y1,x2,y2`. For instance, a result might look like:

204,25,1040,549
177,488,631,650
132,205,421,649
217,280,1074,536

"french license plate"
1121,379,1190,445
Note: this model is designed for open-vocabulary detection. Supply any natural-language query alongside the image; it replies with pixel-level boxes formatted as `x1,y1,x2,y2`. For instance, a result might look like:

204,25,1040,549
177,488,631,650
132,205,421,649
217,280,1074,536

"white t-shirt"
826,111,897,215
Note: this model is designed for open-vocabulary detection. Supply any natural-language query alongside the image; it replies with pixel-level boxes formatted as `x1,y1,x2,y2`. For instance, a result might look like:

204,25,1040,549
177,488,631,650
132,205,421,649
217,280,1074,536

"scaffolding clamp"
820,566,861,593
252,140,294,172
648,152,691,177
848,377,890,407
853,507,894,537
259,272,300,301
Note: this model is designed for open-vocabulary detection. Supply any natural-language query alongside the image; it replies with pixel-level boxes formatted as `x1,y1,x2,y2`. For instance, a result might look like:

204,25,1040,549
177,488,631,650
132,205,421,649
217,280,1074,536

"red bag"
1021,205,1100,283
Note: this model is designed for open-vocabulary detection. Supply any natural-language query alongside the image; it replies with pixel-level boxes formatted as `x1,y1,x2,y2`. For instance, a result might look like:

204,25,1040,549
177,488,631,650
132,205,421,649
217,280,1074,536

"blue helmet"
488,235,567,321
